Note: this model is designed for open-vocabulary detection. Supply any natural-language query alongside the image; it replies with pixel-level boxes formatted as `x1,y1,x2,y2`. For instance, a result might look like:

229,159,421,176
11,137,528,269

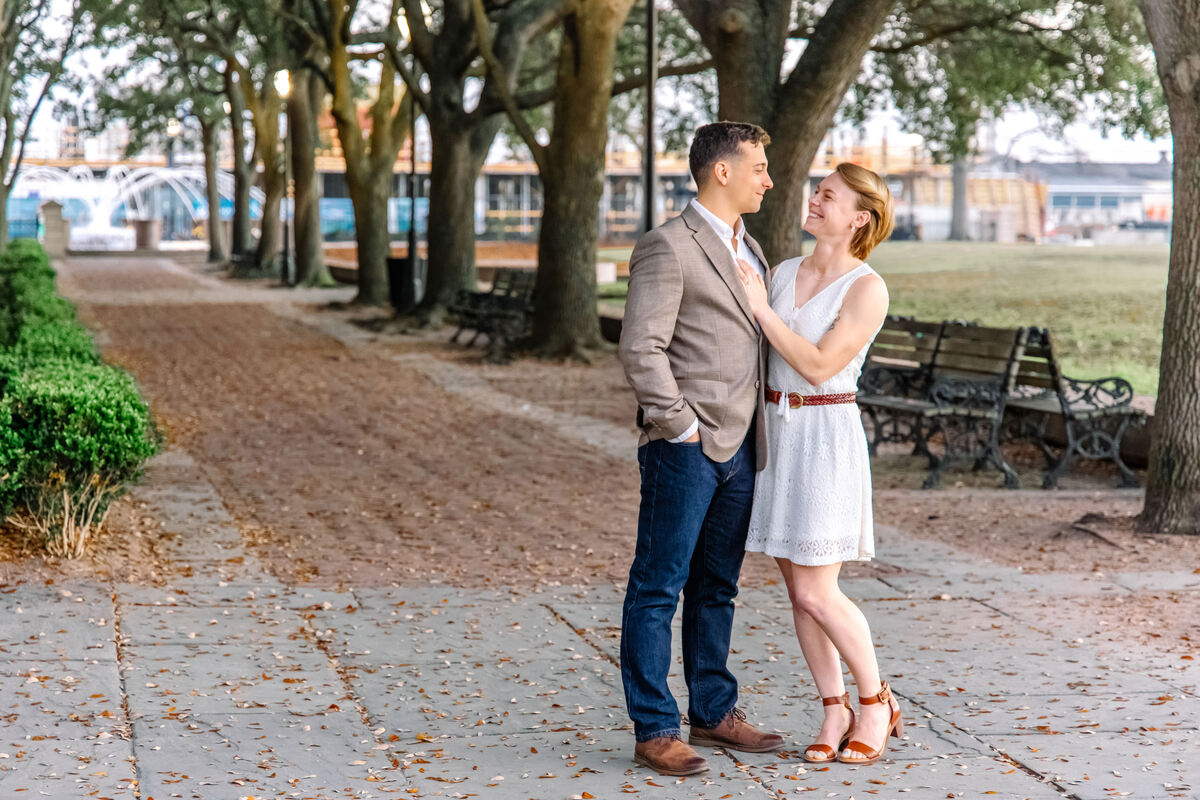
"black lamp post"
643,0,658,235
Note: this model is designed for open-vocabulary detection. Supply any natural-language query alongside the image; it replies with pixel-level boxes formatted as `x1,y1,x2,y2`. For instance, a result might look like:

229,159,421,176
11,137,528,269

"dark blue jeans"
620,433,756,741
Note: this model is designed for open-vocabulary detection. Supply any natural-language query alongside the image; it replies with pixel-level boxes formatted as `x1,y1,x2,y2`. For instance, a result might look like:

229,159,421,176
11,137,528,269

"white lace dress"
745,258,884,566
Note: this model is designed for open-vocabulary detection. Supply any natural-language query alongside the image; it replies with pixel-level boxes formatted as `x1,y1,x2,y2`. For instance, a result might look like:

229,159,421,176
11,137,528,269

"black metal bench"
1005,327,1146,488
855,315,945,452
449,269,536,357
859,322,1029,489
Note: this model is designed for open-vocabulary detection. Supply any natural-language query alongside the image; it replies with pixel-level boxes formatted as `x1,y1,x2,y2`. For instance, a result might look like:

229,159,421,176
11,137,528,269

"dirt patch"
0,496,172,587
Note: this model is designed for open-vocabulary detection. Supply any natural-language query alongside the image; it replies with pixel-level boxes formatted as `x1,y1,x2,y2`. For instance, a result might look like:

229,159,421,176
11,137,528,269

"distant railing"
7,219,39,240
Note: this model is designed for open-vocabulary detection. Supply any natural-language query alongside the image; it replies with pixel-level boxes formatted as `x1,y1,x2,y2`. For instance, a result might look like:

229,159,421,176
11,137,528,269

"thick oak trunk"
415,119,480,325
254,146,284,275
346,168,393,306
289,70,332,287
225,71,253,259
531,0,633,358
676,0,893,265
200,119,227,263
1137,0,1200,534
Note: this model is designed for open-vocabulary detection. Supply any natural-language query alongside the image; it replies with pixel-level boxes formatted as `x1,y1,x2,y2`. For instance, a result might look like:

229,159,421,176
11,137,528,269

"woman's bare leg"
778,559,892,760
776,558,853,759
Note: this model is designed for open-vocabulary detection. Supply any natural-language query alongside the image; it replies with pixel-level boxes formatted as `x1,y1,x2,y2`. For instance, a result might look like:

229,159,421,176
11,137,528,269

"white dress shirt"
667,199,767,443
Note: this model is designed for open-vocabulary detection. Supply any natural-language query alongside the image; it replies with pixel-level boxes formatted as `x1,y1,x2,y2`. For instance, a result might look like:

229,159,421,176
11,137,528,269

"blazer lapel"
682,205,758,328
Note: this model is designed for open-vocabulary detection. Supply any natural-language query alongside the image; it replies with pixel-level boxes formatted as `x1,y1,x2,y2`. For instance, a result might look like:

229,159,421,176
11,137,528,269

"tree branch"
467,0,548,173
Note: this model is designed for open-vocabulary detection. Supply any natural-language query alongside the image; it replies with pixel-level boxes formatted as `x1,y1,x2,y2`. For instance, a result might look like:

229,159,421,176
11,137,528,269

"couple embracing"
619,122,902,776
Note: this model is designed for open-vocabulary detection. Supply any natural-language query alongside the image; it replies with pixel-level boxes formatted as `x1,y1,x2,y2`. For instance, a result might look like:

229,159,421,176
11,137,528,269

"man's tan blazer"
620,203,769,470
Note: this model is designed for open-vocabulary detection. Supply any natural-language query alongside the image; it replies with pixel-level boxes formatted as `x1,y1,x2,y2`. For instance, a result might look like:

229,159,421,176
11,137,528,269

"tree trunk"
414,117,481,325
949,157,970,240
253,142,284,275
531,0,633,359
289,69,332,287
346,166,393,305
200,119,227,263
0,185,10,250
1137,0,1200,534
225,70,254,260
675,0,790,126
679,0,894,265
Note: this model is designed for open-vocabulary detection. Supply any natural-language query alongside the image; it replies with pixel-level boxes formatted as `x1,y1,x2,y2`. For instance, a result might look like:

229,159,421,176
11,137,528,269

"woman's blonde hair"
834,162,895,260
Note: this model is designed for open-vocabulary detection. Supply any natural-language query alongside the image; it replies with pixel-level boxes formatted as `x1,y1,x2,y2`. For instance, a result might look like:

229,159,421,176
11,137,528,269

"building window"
1100,196,1119,208
1074,195,1096,208
1051,195,1071,208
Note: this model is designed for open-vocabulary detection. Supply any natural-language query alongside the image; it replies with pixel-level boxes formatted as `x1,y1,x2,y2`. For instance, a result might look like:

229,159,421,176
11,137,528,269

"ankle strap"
822,692,852,710
859,681,892,706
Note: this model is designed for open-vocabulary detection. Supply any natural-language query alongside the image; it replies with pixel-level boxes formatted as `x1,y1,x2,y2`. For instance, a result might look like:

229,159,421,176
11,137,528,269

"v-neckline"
792,257,865,313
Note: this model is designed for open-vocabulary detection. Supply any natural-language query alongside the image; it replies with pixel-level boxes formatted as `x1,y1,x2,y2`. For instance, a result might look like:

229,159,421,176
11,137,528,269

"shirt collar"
690,198,744,245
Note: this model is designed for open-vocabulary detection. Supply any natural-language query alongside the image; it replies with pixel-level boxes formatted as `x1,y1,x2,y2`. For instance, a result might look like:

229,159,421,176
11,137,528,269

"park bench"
855,316,945,452
859,321,1029,489
1005,326,1146,488
449,268,537,357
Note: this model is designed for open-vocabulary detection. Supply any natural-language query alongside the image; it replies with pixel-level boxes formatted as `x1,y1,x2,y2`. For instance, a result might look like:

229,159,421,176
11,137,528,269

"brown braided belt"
765,385,858,409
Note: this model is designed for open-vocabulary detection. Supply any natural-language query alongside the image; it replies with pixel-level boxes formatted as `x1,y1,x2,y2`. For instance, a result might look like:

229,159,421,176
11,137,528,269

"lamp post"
274,69,293,285
643,1,657,234
165,117,182,169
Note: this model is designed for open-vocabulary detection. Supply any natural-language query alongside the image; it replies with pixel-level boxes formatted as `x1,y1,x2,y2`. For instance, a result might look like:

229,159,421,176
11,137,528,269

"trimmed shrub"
2,364,160,556
0,241,160,556
0,401,23,519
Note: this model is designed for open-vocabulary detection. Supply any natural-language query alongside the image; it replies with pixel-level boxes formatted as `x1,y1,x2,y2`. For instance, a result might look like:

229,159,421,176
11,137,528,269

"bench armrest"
929,374,1005,413
1061,375,1135,409
858,364,925,397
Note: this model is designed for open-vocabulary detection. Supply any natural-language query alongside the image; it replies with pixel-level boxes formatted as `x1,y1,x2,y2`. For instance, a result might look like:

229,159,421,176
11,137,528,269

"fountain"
9,165,264,251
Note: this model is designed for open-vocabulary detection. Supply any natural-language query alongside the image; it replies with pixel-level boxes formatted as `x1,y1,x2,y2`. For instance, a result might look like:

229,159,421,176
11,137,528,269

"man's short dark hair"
689,122,771,188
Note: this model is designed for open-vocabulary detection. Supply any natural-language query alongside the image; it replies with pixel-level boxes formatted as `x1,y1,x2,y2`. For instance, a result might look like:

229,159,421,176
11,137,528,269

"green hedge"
0,240,160,555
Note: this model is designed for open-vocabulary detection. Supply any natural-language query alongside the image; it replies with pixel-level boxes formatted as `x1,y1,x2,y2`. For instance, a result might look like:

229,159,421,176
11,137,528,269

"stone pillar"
133,218,163,250
39,201,70,258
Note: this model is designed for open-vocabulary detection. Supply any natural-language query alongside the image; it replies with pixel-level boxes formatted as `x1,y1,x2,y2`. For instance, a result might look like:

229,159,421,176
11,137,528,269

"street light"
274,69,293,286
643,1,658,234
166,117,182,169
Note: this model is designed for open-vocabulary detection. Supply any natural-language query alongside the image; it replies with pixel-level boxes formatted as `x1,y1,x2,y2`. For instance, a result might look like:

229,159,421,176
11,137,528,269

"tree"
150,0,291,274
674,0,1167,263
281,0,333,287
674,0,894,265
298,0,417,303
0,0,91,249
872,0,1165,241
1136,0,1200,534
478,1,712,359
473,0,635,359
89,33,230,263
224,68,256,261
395,0,570,326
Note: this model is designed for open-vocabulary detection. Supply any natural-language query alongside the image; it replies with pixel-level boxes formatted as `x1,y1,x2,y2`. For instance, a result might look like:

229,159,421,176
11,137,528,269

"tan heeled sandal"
803,692,855,764
838,681,903,765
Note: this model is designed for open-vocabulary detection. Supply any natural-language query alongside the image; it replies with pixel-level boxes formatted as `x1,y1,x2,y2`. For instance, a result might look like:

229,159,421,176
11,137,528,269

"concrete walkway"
2,257,1197,799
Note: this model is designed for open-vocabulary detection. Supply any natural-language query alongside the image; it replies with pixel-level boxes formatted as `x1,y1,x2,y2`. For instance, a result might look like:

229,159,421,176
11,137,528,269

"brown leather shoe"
633,735,709,776
688,707,785,753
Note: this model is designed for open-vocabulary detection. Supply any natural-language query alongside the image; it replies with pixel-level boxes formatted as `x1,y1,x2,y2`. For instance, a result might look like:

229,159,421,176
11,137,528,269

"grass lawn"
598,241,1168,396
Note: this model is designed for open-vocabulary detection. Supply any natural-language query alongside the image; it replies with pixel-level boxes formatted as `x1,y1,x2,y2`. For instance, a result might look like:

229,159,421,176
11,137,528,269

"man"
619,121,783,776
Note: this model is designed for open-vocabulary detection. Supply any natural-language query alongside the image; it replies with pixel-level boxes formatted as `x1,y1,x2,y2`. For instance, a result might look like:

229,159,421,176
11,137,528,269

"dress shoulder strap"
829,264,877,311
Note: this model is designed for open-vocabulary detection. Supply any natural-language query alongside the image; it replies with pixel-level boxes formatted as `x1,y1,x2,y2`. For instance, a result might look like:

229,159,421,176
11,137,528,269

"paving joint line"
909,693,1083,799
108,586,146,800
542,602,620,669
302,616,411,785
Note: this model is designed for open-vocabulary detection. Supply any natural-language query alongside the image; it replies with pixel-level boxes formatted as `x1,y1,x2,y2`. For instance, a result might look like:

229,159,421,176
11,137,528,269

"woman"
736,162,902,766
